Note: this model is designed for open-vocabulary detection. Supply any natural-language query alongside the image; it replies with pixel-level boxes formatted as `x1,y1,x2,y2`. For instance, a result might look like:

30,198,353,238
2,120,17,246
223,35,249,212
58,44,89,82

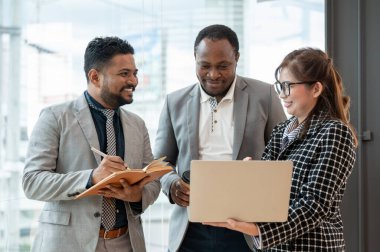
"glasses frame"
274,80,317,96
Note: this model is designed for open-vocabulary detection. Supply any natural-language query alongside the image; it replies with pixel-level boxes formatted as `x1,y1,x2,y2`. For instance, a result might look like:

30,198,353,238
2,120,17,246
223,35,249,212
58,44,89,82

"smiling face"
279,67,321,123
89,53,138,109
195,38,239,101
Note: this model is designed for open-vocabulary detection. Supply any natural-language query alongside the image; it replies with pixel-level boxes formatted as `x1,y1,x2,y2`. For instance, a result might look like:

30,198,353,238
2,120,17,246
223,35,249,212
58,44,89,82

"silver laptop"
188,160,293,222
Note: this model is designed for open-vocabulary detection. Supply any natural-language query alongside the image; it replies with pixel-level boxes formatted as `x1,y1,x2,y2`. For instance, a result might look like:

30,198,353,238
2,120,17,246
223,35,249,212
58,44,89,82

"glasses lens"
274,82,282,95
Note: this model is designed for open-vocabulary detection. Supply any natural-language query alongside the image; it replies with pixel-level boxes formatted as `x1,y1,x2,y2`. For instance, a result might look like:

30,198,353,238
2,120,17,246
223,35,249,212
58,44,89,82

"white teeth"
124,88,133,92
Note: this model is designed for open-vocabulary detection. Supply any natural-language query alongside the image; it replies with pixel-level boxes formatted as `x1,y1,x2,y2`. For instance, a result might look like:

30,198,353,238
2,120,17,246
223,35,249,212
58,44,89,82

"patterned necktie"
100,109,117,230
209,97,218,132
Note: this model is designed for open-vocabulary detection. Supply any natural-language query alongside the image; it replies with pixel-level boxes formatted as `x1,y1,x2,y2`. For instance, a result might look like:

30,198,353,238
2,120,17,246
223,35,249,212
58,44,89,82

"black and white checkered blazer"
257,111,356,251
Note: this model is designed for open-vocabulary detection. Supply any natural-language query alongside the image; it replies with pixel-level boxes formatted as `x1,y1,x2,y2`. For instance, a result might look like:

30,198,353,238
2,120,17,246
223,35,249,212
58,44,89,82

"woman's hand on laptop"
203,219,259,236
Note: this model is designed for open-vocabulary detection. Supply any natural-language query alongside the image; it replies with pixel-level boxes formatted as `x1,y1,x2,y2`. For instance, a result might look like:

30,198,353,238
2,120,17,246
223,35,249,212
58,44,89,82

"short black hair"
84,36,135,82
194,24,239,54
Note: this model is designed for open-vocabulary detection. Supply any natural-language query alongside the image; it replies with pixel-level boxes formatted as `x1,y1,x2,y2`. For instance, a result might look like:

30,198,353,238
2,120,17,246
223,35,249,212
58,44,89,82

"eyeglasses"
274,80,317,96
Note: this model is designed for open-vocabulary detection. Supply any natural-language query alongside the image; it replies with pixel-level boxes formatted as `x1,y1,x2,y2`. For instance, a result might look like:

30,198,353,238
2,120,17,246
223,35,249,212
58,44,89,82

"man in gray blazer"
154,25,286,251
22,37,160,252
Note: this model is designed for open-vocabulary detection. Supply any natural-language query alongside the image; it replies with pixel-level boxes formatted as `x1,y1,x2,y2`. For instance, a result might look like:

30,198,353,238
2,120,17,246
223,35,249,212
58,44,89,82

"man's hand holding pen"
91,154,127,184
90,147,128,184
90,146,152,202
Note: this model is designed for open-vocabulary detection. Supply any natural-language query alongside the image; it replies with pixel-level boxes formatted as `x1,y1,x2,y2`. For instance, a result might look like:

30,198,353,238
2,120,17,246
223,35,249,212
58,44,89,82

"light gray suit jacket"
22,94,160,252
154,76,286,251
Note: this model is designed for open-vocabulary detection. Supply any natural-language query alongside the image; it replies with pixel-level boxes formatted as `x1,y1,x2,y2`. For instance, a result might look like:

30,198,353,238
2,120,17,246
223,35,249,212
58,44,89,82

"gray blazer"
22,94,160,252
154,76,286,251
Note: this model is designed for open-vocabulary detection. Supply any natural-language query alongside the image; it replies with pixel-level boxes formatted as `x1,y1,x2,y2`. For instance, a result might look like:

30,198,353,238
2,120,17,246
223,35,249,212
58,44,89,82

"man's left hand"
97,176,155,202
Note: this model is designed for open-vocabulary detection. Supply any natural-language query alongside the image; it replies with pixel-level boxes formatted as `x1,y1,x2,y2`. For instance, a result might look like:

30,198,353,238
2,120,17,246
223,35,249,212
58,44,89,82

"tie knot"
102,109,115,119
209,97,218,111
87,99,115,119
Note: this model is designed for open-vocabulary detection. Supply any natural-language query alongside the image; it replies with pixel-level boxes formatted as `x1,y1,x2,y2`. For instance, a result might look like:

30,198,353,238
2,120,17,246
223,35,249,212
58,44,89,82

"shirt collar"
283,117,304,141
199,75,237,103
84,91,120,116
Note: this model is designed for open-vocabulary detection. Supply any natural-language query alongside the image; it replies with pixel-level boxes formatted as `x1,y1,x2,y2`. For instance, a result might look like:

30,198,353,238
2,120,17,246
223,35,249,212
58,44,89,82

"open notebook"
75,157,172,199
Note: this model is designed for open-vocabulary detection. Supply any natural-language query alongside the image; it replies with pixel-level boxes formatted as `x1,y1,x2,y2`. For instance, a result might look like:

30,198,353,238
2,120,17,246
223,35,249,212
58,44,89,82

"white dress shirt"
198,76,236,161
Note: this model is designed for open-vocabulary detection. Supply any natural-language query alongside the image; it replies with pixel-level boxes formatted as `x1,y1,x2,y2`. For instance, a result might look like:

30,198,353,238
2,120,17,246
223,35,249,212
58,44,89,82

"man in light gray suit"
23,37,160,252
154,25,286,251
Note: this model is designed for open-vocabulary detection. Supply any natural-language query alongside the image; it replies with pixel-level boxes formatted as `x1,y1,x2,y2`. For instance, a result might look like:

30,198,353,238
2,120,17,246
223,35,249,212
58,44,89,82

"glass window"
0,0,324,251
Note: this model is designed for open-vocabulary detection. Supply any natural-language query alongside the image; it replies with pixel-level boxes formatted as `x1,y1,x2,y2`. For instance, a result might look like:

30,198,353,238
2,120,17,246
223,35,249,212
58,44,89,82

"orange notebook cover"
75,157,172,199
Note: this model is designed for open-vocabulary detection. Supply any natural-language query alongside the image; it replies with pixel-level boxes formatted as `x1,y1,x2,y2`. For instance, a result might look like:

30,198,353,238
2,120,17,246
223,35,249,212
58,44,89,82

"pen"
91,146,107,158
90,146,130,169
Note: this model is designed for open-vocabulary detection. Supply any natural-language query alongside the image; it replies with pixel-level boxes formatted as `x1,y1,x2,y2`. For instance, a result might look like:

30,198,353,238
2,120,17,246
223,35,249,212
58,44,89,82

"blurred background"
1,0,378,251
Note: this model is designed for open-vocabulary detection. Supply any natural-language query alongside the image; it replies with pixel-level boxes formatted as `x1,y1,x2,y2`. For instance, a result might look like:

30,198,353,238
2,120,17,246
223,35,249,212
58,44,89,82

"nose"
128,75,138,85
207,68,221,80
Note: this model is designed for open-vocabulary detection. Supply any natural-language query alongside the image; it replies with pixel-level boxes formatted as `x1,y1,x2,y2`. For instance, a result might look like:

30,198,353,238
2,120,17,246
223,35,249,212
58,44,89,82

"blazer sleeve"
22,107,92,201
257,123,356,249
154,97,180,200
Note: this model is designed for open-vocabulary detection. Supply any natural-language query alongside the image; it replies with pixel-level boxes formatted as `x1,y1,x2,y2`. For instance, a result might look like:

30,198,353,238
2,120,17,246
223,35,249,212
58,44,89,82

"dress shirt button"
214,120,217,124
213,109,217,113
94,212,101,218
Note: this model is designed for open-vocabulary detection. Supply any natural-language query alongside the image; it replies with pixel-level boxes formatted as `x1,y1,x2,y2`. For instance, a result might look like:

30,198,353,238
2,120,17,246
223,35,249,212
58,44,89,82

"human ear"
313,81,324,98
235,52,240,62
88,69,101,87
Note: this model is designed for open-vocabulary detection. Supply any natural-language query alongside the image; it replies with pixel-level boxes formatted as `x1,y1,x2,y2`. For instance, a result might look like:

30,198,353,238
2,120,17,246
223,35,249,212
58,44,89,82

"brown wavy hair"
275,48,358,147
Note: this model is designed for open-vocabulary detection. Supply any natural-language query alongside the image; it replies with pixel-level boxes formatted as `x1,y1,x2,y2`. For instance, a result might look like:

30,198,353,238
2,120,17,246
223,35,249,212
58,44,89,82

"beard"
100,83,133,108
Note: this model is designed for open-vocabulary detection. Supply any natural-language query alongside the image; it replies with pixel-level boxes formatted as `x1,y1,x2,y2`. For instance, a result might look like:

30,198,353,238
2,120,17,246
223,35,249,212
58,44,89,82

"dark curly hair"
84,36,134,82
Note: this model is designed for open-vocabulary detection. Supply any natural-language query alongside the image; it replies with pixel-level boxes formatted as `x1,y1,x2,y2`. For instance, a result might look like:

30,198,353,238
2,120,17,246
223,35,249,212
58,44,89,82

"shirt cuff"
252,225,263,249
129,201,143,214
86,170,95,189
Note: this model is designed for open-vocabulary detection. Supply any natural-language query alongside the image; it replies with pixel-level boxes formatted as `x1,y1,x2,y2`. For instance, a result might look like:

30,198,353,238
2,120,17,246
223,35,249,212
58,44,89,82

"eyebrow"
118,68,138,73
197,61,232,65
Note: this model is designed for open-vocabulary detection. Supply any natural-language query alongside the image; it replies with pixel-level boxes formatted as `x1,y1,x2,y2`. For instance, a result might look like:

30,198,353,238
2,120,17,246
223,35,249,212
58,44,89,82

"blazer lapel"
74,95,101,164
120,111,135,166
120,108,151,169
187,86,200,160
233,77,248,160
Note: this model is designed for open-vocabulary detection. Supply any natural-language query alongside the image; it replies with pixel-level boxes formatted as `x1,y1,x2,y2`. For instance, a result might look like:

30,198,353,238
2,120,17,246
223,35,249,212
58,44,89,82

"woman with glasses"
205,47,358,251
